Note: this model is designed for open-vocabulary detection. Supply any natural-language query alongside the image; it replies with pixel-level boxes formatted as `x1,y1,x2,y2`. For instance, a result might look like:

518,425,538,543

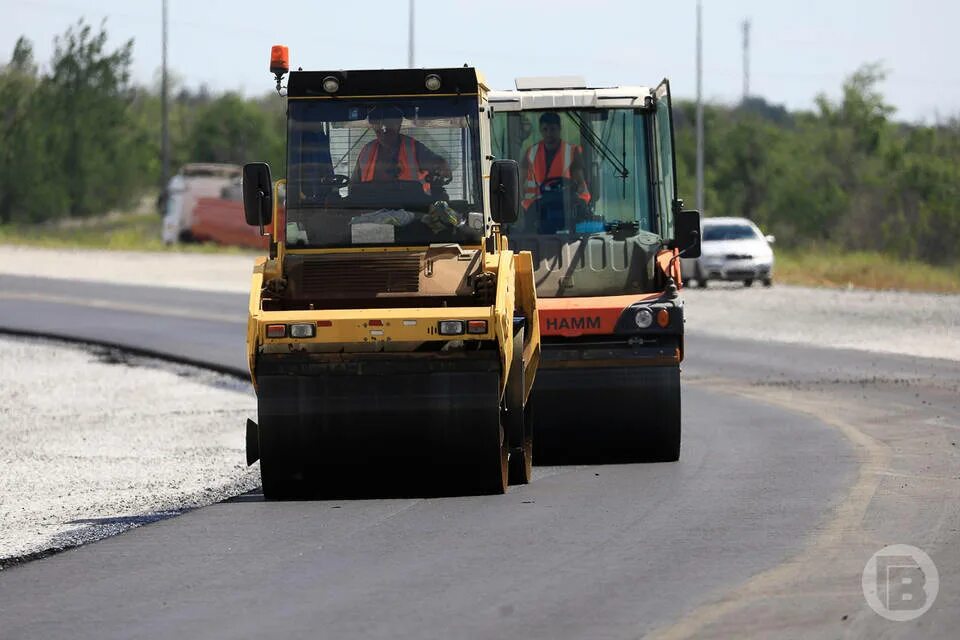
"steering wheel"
318,174,350,187
539,176,577,195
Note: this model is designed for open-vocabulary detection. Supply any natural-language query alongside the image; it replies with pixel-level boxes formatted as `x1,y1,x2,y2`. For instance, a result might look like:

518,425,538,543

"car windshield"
284,97,483,248
492,108,654,236
703,224,759,241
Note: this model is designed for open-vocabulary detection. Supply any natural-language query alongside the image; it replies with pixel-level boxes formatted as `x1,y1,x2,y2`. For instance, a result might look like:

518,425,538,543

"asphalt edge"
0,327,249,380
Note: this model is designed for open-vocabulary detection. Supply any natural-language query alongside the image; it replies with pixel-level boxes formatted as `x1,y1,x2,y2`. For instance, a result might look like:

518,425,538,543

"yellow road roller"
243,49,540,498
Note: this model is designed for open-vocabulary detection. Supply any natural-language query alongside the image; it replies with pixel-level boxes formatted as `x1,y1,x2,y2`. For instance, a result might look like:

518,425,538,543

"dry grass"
0,211,246,254
775,249,960,294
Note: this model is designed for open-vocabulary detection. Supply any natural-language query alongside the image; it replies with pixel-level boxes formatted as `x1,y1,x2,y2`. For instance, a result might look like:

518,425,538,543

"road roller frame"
488,78,701,463
242,56,540,498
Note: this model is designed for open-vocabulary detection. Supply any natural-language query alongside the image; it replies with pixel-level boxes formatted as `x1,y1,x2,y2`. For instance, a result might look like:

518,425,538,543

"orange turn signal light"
656,309,670,328
270,45,289,75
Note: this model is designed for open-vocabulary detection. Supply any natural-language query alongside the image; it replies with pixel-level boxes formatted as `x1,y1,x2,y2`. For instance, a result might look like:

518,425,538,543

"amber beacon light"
270,45,289,75
270,45,289,94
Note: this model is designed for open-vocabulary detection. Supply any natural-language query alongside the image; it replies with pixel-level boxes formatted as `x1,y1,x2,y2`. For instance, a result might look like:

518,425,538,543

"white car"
681,217,775,287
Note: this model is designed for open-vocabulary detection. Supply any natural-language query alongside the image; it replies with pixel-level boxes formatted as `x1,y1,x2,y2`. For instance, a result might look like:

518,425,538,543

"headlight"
635,308,653,329
438,320,465,335
321,76,339,93
289,323,316,339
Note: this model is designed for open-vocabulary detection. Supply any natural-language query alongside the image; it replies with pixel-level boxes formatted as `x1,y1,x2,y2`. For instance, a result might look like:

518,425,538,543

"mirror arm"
663,230,701,299
257,190,266,237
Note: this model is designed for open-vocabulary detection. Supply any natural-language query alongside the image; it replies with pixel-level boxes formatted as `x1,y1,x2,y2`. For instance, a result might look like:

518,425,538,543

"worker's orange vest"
522,141,591,209
358,136,430,193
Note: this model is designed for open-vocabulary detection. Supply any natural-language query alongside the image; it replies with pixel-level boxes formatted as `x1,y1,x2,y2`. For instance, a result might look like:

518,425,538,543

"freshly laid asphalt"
1,275,957,639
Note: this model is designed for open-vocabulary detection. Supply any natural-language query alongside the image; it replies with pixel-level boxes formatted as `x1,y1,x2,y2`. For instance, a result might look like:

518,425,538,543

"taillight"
265,324,286,338
466,320,488,334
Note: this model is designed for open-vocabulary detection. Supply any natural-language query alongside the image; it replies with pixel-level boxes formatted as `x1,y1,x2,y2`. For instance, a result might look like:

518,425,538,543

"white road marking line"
0,291,243,324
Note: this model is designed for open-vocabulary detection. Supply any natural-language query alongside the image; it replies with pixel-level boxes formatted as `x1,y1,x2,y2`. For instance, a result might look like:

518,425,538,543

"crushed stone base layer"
0,335,258,565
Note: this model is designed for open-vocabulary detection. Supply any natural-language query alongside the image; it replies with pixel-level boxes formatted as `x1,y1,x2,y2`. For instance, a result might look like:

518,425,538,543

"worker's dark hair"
368,105,405,124
539,112,561,127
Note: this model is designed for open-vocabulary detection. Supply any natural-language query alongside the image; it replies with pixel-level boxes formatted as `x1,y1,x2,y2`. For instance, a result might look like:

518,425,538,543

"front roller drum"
532,364,681,464
254,361,507,498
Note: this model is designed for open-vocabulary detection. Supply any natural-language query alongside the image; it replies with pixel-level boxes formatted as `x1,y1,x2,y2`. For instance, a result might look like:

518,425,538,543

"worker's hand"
425,171,452,187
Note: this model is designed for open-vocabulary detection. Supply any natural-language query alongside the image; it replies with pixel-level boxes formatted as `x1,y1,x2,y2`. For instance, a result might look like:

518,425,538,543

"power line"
160,0,170,206
742,18,750,101
696,0,704,214
408,0,415,67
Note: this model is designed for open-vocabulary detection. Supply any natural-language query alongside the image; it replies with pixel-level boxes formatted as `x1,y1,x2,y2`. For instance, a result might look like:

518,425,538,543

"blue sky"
2,0,957,123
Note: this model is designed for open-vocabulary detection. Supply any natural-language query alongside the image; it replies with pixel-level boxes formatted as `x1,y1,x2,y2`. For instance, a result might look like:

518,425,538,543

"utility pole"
160,0,170,211
408,0,415,67
695,0,704,213
742,19,751,101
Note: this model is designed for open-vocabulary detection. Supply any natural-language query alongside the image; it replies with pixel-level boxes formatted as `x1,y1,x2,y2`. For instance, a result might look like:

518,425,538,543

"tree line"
1,22,958,264
673,64,960,264
0,20,284,225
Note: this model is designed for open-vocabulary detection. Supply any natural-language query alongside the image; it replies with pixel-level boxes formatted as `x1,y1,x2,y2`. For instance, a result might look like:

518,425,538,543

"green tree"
188,93,285,171
0,37,76,223
42,20,153,218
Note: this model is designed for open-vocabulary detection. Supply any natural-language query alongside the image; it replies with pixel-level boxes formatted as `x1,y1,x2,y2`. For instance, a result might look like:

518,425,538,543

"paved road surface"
1,275,957,639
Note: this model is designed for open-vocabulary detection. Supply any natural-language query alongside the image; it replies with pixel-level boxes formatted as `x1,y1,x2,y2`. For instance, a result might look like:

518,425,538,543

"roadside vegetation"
1,21,958,293
673,64,960,271
775,249,960,294
0,206,248,254
0,20,284,228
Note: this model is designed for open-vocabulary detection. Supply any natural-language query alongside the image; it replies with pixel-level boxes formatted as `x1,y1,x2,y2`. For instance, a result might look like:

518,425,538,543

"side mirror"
765,234,776,245
489,159,520,224
674,209,701,258
243,162,273,229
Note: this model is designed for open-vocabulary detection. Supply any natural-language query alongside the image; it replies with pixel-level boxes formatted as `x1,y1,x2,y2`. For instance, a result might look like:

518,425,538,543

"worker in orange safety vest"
354,106,451,193
519,112,591,212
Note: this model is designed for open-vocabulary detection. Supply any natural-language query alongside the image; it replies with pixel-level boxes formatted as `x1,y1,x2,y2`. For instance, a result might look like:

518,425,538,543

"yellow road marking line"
646,378,891,639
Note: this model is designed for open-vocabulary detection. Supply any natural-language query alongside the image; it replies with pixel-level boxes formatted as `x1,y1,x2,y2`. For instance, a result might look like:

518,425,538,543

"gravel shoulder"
0,335,257,566
683,282,960,361
0,245,251,294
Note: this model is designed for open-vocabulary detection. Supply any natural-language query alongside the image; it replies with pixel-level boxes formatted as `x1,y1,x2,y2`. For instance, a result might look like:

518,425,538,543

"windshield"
284,97,483,248
703,224,760,241
492,108,654,236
